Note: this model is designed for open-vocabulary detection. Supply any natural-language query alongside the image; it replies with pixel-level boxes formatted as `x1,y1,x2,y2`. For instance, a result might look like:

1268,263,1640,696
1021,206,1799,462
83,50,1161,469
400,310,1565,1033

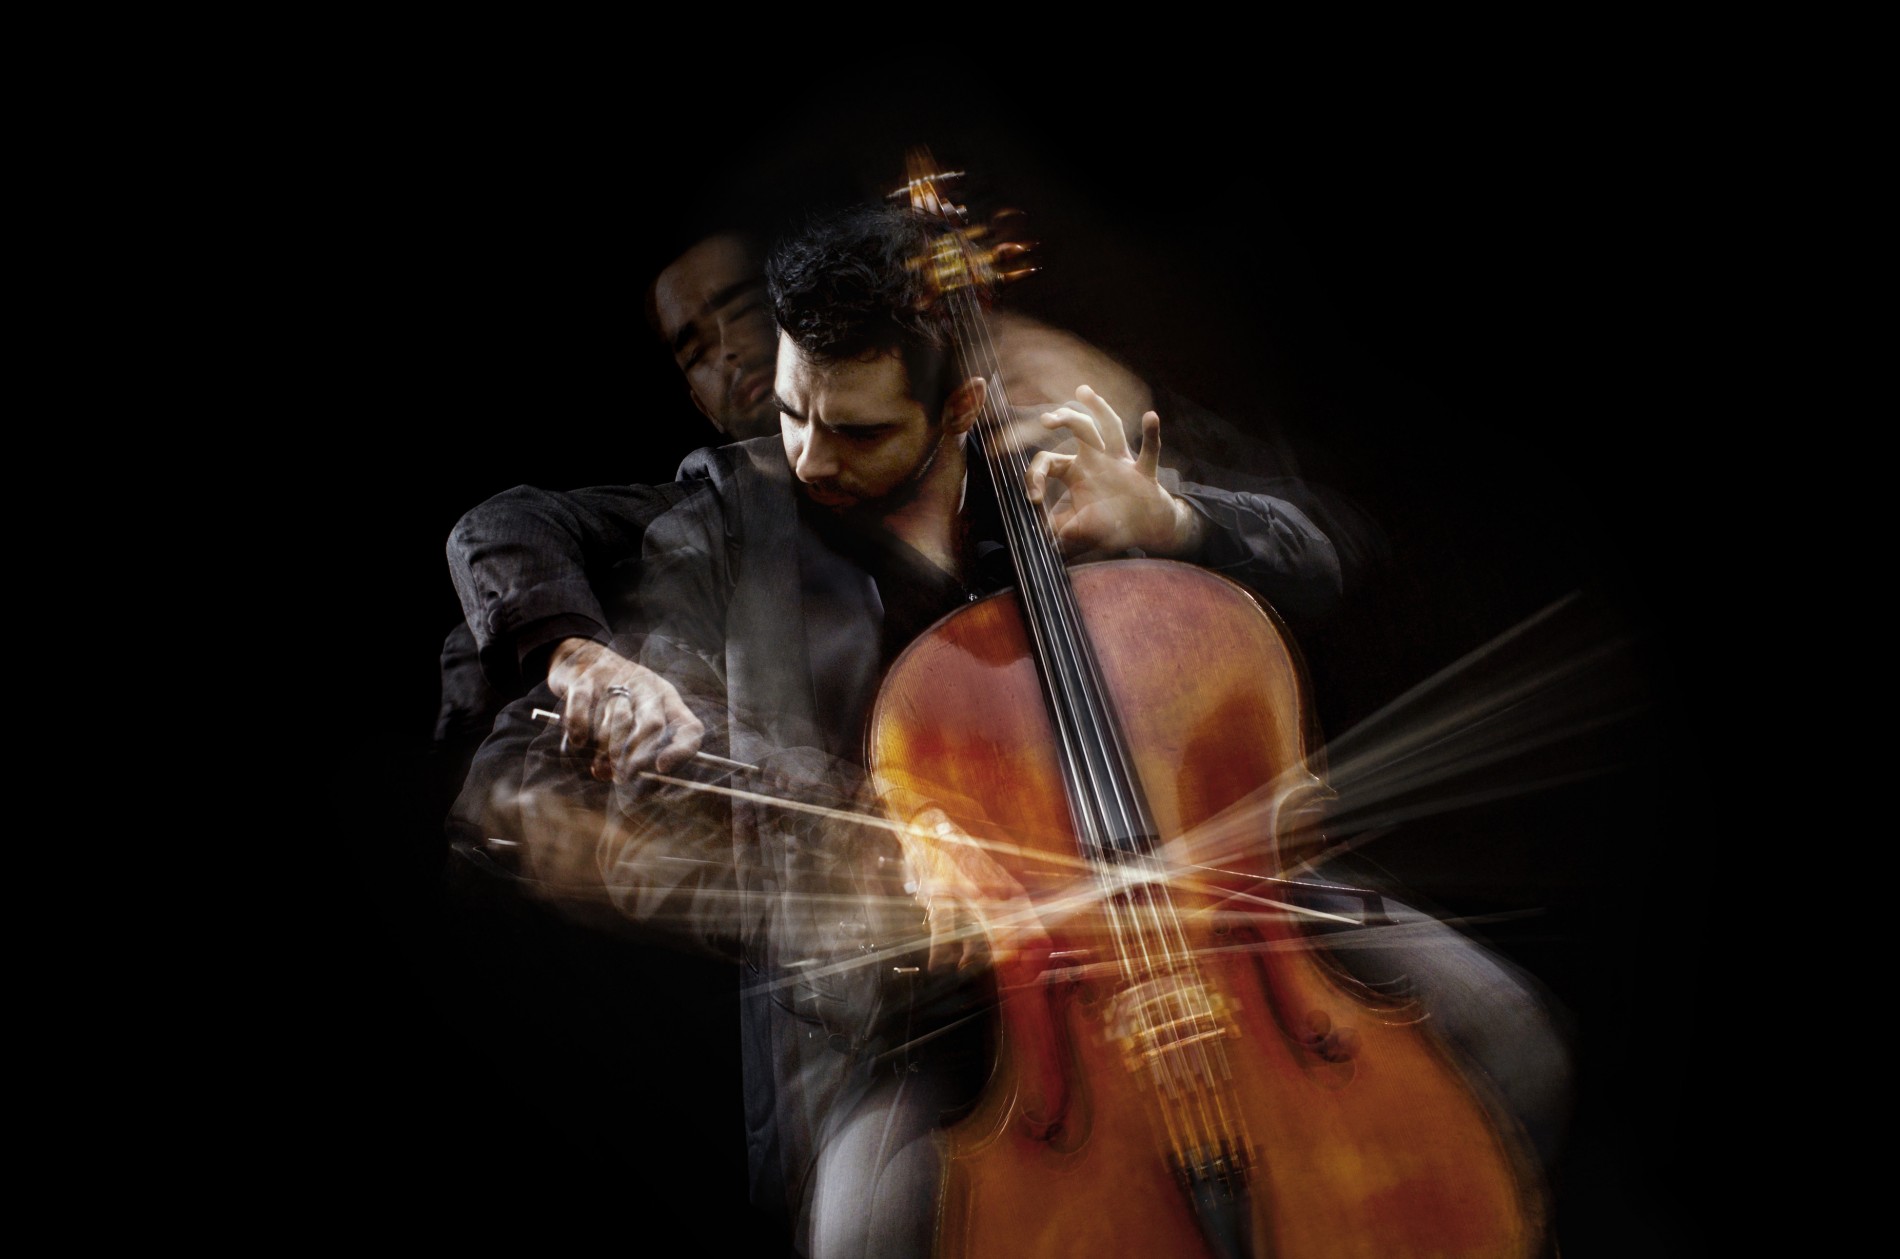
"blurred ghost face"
652,233,780,440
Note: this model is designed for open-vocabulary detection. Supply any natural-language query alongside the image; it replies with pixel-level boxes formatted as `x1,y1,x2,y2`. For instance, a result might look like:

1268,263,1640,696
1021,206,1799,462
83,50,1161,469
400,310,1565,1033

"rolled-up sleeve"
445,480,697,691
1174,479,1344,621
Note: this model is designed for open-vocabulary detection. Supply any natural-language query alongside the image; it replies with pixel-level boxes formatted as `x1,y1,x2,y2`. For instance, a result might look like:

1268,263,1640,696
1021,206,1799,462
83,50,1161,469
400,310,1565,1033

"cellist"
448,199,1566,1257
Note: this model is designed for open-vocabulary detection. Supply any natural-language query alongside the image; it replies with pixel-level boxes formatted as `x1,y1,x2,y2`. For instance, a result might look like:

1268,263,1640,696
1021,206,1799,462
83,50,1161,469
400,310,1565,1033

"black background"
316,58,1715,1256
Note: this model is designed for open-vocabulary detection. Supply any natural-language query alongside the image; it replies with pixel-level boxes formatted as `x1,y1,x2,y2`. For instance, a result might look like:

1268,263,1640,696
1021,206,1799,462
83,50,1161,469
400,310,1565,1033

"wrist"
547,636,594,672
1164,494,1207,558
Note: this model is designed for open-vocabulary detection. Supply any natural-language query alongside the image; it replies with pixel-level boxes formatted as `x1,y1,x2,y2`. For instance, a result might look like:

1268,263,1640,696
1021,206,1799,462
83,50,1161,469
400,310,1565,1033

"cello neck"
901,147,1160,867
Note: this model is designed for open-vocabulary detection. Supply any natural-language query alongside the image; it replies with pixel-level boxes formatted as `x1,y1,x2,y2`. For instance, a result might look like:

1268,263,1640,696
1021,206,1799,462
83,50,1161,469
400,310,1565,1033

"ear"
942,376,987,436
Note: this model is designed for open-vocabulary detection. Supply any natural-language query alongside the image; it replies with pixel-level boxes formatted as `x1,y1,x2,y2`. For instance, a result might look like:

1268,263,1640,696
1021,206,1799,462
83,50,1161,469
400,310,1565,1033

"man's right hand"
545,638,704,782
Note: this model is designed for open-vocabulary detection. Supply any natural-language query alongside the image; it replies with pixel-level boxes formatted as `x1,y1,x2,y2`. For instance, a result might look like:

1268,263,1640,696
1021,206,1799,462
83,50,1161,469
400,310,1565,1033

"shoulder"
656,438,797,546
673,437,794,504
676,435,786,478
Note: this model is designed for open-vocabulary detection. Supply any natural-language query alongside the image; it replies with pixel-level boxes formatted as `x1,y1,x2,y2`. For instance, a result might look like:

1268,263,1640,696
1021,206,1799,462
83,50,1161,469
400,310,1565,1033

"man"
643,226,1264,472
450,201,1368,1258
444,208,1368,769
648,230,782,442
432,230,775,793
442,221,1064,749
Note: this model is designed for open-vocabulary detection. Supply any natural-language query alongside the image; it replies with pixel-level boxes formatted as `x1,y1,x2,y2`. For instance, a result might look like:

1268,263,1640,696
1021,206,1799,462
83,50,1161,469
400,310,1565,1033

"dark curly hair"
765,202,956,413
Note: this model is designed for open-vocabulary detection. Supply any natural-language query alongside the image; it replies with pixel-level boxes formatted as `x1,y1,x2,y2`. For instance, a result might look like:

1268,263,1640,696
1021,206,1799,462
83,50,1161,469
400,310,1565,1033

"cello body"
868,559,1549,1258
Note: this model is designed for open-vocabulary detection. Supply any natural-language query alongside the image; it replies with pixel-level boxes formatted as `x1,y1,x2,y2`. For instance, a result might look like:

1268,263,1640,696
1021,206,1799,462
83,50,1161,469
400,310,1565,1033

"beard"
807,421,951,519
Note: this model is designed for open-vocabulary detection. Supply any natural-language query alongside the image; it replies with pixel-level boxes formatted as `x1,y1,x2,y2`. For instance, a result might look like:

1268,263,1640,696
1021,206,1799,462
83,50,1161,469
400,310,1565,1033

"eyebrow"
773,401,902,433
669,279,766,357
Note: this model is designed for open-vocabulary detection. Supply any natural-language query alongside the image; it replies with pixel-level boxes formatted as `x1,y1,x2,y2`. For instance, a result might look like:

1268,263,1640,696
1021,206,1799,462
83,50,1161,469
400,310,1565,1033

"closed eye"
831,424,896,441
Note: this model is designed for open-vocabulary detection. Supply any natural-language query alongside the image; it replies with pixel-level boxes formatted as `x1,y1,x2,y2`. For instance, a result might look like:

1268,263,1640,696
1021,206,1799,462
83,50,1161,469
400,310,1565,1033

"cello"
866,150,1551,1258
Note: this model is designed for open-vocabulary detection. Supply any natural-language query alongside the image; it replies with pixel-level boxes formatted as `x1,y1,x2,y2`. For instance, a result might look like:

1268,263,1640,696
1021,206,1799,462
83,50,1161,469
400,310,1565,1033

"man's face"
652,234,780,440
773,334,948,515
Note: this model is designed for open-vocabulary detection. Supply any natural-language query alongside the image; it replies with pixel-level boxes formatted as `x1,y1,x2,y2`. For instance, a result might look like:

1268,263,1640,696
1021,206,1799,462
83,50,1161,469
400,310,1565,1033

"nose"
793,425,838,482
718,311,767,366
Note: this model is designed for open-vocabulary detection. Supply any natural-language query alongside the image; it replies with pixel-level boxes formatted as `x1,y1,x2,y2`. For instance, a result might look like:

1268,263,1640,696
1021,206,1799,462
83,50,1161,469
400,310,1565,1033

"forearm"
450,682,745,960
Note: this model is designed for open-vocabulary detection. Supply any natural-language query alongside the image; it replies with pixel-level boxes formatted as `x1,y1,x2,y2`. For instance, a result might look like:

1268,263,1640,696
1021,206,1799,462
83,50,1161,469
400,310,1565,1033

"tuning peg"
889,170,966,199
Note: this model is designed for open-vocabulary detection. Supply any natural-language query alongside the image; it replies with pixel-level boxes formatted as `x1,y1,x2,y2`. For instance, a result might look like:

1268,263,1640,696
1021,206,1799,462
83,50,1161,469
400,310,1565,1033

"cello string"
941,235,1226,1116
946,282,1195,943
945,282,1152,991
949,300,1231,1130
954,290,1228,1106
939,283,1107,850
925,197,1236,1141
908,169,1222,1131
949,286,1143,882
945,295,1131,920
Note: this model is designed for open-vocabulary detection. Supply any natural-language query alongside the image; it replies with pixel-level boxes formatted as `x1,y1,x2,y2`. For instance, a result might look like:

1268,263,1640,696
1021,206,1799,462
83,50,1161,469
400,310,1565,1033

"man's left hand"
1024,385,1206,560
